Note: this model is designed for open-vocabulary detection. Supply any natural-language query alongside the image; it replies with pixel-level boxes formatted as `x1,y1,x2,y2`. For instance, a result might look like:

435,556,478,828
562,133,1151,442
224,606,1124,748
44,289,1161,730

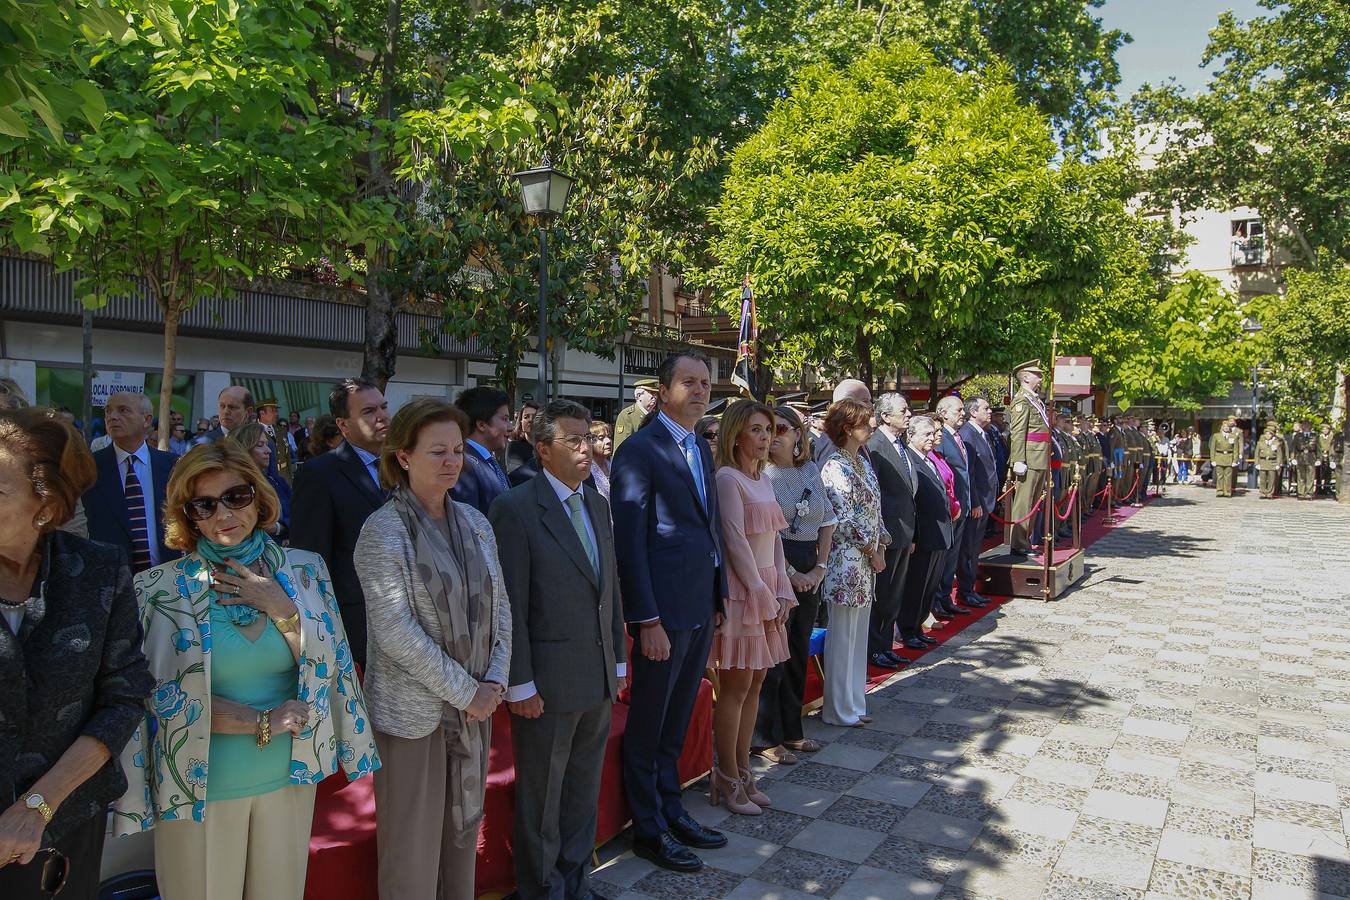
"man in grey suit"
489,400,627,900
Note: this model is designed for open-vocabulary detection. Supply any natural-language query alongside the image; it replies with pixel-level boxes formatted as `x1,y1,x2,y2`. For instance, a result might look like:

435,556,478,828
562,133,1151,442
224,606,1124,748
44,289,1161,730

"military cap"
258,397,280,410
809,401,830,415
785,401,813,416
633,378,659,391
1013,359,1043,376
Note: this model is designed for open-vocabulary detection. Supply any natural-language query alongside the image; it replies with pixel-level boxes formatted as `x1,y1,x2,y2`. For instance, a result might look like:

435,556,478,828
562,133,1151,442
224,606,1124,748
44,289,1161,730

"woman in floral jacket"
114,442,378,900
818,400,890,727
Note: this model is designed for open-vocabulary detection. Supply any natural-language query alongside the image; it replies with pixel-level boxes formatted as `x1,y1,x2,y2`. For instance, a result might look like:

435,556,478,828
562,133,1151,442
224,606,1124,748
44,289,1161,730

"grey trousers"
374,727,483,900
511,701,612,900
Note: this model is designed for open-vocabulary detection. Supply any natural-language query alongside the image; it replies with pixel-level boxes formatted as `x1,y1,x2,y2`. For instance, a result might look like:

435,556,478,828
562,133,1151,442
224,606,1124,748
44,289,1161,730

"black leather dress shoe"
668,813,728,849
633,832,703,872
964,592,991,606
1009,548,1030,558
884,650,907,665
903,637,929,650
918,634,938,645
869,651,899,669
946,605,972,616
930,609,954,621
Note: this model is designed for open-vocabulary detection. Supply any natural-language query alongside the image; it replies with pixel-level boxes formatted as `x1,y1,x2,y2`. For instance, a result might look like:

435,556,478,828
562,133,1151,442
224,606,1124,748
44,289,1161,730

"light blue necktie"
565,493,598,574
682,432,707,509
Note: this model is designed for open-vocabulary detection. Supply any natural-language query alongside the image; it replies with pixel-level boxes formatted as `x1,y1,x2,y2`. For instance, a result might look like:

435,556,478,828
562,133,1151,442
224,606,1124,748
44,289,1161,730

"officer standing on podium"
1006,360,1052,558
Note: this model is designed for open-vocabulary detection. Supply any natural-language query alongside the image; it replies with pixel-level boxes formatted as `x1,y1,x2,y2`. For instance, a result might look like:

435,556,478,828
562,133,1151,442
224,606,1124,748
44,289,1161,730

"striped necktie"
565,493,598,575
124,457,153,573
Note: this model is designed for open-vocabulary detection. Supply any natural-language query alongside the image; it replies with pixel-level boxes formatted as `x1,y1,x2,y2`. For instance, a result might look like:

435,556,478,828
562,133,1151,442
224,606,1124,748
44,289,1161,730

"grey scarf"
391,486,494,846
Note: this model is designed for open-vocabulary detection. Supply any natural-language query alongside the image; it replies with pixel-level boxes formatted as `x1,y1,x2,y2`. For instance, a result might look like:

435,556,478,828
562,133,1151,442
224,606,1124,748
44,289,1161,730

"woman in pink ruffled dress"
709,399,795,816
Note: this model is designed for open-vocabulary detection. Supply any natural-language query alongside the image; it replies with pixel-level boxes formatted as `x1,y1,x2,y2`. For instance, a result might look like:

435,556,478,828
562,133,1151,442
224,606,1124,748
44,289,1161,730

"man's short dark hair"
455,386,511,433
329,377,379,419
656,350,711,389
532,400,592,445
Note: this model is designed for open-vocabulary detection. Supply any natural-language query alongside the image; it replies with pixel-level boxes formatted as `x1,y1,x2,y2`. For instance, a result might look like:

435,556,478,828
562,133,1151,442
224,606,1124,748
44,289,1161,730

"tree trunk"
927,364,939,412
853,325,872,392
157,304,181,452
1340,370,1350,504
361,0,402,391
80,308,94,443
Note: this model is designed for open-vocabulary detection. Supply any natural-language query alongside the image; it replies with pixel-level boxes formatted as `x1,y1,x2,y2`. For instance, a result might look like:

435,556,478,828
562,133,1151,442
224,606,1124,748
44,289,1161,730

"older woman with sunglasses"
695,414,721,458
114,442,378,900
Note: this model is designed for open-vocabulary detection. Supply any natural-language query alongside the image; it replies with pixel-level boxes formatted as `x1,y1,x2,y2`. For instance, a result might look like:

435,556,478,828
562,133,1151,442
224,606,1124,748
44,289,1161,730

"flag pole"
1042,329,1059,602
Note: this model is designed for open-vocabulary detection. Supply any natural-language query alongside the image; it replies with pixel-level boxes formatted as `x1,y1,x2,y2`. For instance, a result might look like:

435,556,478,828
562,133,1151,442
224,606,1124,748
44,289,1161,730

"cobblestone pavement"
593,487,1350,899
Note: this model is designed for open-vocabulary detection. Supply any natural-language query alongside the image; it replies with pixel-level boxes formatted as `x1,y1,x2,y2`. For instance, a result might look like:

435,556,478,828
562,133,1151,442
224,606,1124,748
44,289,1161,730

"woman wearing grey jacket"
354,399,511,900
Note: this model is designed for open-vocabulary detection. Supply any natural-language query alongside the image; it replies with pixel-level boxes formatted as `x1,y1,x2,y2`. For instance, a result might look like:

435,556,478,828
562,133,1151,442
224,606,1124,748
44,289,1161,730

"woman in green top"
116,442,378,900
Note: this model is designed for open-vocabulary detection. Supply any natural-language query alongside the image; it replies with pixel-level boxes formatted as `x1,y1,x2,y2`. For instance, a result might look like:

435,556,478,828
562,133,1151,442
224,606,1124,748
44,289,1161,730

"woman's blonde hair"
163,442,280,552
714,399,774,473
379,398,469,490
227,423,268,460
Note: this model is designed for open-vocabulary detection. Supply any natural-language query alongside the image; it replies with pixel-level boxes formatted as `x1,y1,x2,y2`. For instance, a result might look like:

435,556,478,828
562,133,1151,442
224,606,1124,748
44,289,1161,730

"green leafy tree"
702,44,1133,394
1251,263,1350,498
1109,271,1248,411
1134,0,1350,263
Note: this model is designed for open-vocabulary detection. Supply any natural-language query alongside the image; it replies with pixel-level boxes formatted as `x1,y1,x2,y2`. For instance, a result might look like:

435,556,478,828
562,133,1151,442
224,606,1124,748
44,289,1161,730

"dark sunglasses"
701,430,719,440
774,423,796,435
183,484,256,521
37,847,69,896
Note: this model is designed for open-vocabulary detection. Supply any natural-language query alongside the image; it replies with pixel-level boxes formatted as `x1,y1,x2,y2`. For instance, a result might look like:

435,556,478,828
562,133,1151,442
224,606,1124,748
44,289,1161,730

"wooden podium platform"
977,545,1085,600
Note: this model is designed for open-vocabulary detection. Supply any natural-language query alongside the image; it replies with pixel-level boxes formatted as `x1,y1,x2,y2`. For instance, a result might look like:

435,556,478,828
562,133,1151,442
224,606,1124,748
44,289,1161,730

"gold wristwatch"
22,792,53,824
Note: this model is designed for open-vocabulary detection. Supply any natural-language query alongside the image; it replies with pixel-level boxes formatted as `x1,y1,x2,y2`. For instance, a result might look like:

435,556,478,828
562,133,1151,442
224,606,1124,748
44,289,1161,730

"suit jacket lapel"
654,429,709,521
536,476,600,588
872,432,912,492
336,443,385,508
97,448,133,540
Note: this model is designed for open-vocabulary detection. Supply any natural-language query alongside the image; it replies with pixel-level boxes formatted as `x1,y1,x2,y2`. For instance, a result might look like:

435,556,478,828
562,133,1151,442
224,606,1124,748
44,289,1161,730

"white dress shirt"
114,441,161,566
506,469,625,703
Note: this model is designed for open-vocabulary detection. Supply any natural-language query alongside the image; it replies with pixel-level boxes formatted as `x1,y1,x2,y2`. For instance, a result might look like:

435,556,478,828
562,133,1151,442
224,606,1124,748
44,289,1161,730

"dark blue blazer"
451,448,508,515
937,427,971,523
986,425,1009,485
611,420,727,630
960,422,998,514
84,445,180,567
907,448,955,552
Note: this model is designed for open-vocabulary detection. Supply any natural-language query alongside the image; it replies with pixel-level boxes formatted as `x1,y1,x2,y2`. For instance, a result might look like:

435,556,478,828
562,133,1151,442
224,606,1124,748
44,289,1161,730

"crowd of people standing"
0,354,1341,900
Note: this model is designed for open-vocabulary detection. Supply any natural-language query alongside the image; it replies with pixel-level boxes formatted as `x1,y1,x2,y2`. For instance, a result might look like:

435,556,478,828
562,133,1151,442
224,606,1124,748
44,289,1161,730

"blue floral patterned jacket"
112,542,379,835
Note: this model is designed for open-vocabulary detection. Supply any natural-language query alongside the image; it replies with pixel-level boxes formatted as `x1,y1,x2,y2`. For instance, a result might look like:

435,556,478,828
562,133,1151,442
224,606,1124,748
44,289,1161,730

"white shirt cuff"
616,663,627,677
505,682,538,702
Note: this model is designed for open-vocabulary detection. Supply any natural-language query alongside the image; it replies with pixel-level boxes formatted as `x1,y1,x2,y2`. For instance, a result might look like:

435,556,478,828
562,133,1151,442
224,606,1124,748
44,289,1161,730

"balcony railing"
1230,237,1266,267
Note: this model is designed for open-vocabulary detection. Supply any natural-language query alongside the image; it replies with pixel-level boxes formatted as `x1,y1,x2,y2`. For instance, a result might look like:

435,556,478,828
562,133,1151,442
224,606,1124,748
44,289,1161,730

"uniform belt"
1027,432,1051,442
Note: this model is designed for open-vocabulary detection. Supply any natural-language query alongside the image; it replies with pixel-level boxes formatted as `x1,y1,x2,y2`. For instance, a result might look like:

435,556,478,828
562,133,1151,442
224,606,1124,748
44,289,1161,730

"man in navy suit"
450,386,514,514
84,391,179,573
898,416,955,648
958,397,998,607
932,395,979,617
611,351,729,873
290,378,390,666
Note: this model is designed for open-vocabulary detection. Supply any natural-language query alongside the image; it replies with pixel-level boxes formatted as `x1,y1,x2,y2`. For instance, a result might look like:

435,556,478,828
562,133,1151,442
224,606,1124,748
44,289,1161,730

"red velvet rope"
989,493,1045,526
1054,487,1079,521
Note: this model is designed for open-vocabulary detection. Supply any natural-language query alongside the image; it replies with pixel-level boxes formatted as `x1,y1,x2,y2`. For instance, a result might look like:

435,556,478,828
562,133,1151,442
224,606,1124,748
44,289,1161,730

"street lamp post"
511,157,575,404
1243,319,1264,489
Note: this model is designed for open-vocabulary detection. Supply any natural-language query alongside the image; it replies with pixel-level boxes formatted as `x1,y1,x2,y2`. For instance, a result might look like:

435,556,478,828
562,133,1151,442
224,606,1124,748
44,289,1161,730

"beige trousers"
154,783,318,900
374,727,482,900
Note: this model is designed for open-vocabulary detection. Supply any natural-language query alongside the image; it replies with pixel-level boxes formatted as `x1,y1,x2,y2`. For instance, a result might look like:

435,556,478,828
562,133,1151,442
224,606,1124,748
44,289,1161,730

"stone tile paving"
594,489,1350,899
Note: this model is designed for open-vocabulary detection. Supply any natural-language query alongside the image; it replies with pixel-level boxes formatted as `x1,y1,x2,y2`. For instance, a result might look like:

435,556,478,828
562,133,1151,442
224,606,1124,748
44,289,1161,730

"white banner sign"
1053,356,1093,397
90,371,146,406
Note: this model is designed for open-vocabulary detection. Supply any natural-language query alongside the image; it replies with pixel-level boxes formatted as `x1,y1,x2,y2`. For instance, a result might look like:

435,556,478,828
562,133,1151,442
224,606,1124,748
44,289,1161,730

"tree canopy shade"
701,43,1147,396
1133,0,1350,263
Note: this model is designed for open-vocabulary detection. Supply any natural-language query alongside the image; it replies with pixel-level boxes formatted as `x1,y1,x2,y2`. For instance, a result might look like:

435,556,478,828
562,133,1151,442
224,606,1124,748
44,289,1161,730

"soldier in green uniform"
1317,422,1343,496
1006,361,1052,557
1291,420,1319,500
1123,416,1145,506
1210,418,1241,497
1075,415,1101,516
612,377,659,453
1256,422,1286,499
1107,416,1128,505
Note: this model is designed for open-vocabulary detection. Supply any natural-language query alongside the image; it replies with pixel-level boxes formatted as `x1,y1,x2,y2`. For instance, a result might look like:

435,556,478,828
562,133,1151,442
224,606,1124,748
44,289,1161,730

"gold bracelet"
272,610,300,634
256,708,272,749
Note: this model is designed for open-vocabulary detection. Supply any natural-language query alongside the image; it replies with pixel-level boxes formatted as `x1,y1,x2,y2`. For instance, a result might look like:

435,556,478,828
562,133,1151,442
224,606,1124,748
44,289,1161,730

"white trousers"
154,783,317,900
822,604,870,726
